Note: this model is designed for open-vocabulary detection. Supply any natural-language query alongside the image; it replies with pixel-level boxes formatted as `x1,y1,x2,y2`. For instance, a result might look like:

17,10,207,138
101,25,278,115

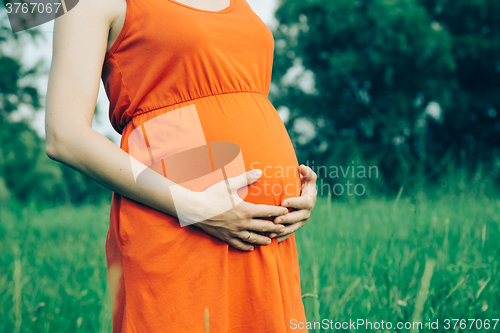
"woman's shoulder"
51,0,129,68
54,0,126,32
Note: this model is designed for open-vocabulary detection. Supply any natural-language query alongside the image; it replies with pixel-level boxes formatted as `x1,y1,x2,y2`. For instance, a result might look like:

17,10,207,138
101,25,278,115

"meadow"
0,190,499,332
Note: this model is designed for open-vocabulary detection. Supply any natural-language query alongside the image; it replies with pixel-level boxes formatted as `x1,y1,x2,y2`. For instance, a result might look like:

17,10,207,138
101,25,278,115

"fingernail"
269,233,277,238
279,228,285,233
265,239,271,244
253,169,262,177
277,218,283,223
282,201,288,206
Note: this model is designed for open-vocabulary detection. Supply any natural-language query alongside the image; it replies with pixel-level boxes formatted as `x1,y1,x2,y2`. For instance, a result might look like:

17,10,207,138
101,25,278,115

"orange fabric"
101,0,308,331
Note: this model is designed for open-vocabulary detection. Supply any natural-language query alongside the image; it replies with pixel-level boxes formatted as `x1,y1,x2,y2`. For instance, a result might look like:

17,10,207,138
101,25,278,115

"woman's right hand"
183,169,288,251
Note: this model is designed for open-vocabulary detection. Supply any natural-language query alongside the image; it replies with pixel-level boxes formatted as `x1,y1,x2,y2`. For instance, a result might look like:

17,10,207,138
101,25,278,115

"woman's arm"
45,0,287,251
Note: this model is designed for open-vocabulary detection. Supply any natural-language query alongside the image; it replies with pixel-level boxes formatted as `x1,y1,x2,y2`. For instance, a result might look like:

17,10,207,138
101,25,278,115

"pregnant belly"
108,97,304,333
121,92,301,208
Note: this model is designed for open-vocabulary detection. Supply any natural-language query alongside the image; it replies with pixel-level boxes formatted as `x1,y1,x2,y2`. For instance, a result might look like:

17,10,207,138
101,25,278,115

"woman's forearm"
45,123,179,217
44,1,177,216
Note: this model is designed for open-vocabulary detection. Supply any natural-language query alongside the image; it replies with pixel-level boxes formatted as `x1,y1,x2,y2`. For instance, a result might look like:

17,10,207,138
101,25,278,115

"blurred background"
1,0,499,332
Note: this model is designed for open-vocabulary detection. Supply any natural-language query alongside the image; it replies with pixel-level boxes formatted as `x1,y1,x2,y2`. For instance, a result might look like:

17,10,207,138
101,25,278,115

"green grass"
1,193,499,332
0,205,111,333
297,194,500,332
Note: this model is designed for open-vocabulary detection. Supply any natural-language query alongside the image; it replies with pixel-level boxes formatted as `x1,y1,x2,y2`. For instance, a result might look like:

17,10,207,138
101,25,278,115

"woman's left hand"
270,165,317,243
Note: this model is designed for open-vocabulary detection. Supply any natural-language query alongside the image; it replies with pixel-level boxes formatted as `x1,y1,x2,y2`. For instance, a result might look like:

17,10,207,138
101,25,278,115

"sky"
19,0,279,143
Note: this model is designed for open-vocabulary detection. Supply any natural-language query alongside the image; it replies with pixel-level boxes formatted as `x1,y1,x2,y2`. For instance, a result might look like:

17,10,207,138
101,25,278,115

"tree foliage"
271,0,500,193
0,14,109,206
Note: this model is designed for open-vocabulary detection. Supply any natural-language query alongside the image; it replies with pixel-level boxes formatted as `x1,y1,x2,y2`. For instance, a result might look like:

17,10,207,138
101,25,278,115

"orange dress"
101,0,307,331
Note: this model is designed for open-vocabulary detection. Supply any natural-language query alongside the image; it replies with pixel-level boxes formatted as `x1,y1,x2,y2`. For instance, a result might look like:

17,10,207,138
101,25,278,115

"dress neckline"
165,0,237,14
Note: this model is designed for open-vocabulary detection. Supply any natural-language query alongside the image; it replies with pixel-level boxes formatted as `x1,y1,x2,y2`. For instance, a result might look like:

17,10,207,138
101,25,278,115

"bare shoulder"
53,0,127,52
49,0,129,113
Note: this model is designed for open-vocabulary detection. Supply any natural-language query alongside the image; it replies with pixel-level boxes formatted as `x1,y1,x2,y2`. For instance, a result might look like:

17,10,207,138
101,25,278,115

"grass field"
0,192,499,332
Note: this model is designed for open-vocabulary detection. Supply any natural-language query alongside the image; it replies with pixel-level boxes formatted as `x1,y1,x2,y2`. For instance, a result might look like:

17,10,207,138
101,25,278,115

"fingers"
274,209,309,225
233,218,288,246
281,196,312,211
298,165,318,194
244,202,288,218
232,219,288,247
230,219,287,249
228,238,255,252
228,169,262,191
281,166,318,210
236,230,272,245
230,219,286,249
245,219,286,234
269,221,306,239
195,223,255,251
277,233,293,243
299,164,317,182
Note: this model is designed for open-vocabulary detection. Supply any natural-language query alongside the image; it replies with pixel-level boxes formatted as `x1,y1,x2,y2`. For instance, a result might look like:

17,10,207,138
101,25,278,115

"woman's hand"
188,169,289,252
270,165,317,243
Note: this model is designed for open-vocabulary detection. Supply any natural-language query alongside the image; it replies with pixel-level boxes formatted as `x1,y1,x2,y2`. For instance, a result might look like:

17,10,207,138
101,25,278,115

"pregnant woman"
45,0,317,331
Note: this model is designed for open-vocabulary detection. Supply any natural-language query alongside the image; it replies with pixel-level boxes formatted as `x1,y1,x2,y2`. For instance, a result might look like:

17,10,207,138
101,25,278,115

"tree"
271,0,500,194
0,13,109,206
